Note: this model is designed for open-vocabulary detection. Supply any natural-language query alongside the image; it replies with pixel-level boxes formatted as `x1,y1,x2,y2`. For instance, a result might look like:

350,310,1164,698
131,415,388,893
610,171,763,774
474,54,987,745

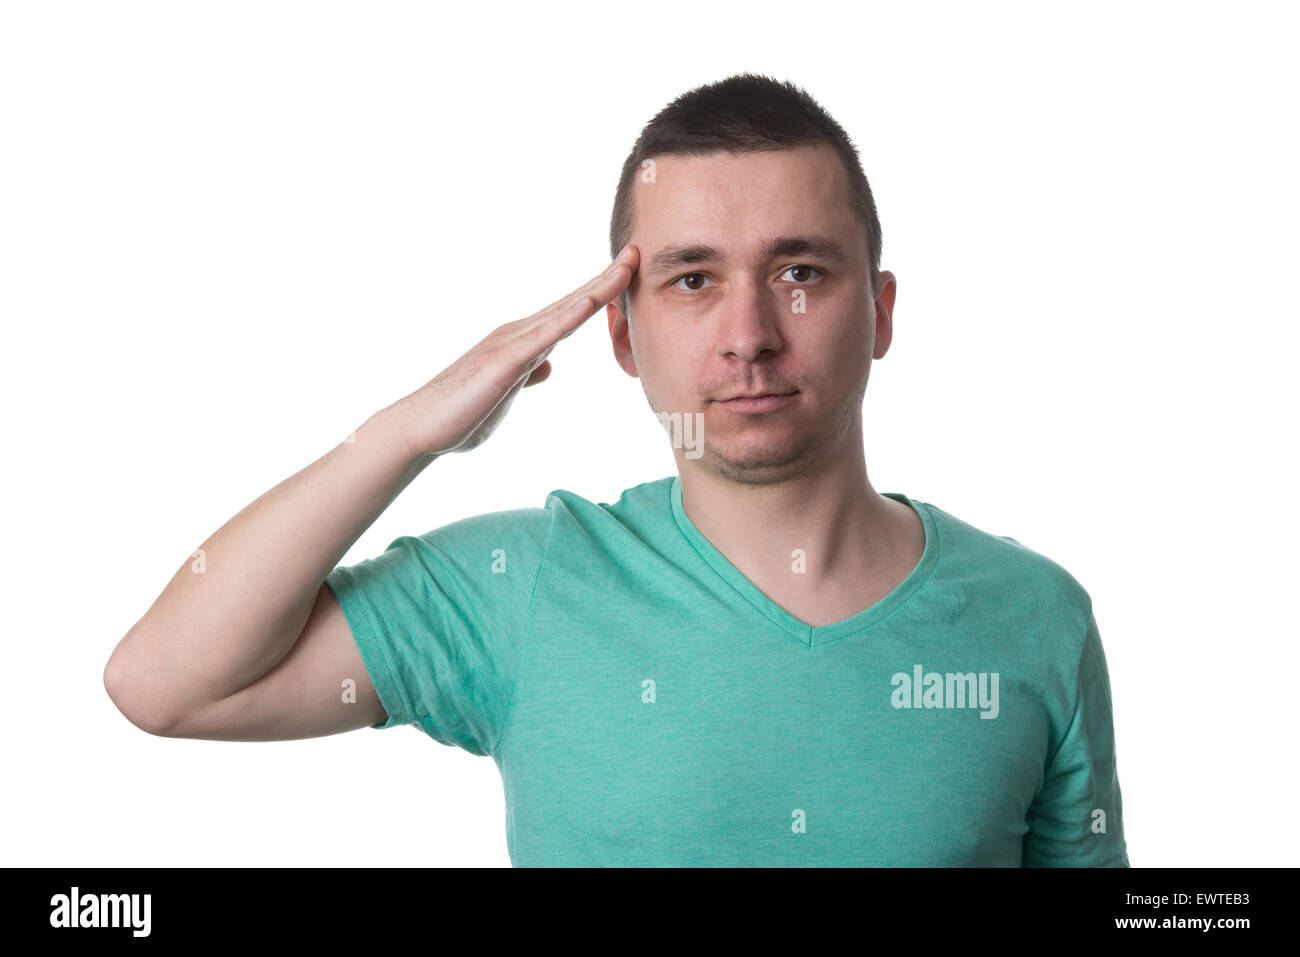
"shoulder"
530,475,677,539
916,497,1094,630
414,501,556,554
543,475,675,517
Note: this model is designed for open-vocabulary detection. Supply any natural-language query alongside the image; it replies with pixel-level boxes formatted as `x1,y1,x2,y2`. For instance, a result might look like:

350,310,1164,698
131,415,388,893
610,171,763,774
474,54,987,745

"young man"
105,73,1128,867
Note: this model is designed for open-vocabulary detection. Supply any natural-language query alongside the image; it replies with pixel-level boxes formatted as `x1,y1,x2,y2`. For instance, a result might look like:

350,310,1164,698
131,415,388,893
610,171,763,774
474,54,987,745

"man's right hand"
397,245,640,459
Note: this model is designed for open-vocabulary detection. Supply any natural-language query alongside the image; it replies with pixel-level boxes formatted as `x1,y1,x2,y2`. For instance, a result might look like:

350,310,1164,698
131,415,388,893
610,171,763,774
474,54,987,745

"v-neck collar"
669,474,940,648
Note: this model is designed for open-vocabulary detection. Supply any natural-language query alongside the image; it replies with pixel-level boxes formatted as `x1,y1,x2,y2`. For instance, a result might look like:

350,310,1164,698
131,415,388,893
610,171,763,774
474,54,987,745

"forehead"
630,144,860,250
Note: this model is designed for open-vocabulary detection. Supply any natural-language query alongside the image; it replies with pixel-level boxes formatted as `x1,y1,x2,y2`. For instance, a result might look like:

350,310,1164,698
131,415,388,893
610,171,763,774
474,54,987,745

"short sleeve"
323,505,554,757
1023,607,1130,866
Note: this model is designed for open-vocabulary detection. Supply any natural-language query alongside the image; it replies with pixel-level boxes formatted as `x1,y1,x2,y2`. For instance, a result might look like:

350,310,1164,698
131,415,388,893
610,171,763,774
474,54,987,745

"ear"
872,270,898,359
607,298,640,378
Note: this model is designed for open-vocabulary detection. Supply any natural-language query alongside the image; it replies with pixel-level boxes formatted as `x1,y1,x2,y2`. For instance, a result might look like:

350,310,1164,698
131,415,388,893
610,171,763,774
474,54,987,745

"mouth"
712,391,798,413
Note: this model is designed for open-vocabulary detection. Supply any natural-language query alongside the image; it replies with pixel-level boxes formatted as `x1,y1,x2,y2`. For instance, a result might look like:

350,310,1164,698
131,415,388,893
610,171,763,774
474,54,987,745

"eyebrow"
645,236,853,277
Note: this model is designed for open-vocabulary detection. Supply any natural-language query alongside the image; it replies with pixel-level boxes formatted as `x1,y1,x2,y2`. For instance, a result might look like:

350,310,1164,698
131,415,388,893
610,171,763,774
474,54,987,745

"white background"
2,0,1295,867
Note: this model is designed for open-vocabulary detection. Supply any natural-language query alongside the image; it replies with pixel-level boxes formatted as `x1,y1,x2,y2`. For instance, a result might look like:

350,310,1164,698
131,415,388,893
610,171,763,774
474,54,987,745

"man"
104,73,1128,867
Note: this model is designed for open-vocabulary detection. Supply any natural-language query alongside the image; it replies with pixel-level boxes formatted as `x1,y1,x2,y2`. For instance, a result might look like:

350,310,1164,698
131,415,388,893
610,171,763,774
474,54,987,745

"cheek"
808,313,873,384
653,339,713,410
634,316,690,374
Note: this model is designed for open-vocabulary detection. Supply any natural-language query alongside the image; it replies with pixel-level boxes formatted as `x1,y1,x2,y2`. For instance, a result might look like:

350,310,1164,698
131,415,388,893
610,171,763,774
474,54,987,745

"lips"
712,392,797,412
714,391,796,402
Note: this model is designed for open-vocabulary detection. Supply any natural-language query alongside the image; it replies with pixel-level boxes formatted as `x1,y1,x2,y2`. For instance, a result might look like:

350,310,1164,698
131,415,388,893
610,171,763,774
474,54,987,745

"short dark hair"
609,72,883,316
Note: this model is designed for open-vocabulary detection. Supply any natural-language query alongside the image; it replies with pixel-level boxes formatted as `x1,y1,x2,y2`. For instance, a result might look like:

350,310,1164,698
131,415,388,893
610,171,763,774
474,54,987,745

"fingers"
515,245,640,348
581,244,639,304
535,245,640,324
601,242,639,288
522,359,552,387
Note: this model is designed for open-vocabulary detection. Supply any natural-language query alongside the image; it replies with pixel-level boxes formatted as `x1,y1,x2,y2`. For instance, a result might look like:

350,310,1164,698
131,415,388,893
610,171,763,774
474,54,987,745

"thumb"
523,359,552,387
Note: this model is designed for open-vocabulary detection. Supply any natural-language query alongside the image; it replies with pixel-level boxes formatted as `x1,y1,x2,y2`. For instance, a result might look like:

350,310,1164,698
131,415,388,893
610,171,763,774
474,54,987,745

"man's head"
606,74,897,485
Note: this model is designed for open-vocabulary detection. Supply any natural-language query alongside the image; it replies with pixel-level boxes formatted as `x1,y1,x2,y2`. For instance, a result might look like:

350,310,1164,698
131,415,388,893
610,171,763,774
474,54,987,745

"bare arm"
103,401,432,738
104,245,640,740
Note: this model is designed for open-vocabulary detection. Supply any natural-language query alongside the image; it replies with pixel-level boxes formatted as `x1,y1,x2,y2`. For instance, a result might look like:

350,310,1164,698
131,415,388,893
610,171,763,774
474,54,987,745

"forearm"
105,397,434,725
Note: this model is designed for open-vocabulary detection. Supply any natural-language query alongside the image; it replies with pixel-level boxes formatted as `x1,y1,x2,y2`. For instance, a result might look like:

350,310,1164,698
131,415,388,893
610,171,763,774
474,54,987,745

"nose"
712,274,785,363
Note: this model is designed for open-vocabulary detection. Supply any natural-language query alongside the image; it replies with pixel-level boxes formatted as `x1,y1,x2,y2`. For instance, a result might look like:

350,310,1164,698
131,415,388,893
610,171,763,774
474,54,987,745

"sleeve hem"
323,570,418,730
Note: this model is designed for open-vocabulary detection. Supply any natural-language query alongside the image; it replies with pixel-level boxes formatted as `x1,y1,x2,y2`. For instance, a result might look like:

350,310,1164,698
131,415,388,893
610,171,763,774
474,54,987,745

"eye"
669,272,715,292
779,264,824,283
668,266,825,292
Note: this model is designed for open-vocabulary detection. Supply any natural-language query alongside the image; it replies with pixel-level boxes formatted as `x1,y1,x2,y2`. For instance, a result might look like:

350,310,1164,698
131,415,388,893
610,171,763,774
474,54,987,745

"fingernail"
605,261,624,279
615,244,631,264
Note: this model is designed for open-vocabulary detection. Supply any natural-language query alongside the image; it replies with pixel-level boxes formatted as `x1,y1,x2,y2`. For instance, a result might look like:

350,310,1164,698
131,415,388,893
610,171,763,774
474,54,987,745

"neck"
674,427,909,591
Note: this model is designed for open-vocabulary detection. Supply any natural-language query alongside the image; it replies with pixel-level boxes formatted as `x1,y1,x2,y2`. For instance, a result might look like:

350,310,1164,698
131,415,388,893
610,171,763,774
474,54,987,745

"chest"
495,631,1045,866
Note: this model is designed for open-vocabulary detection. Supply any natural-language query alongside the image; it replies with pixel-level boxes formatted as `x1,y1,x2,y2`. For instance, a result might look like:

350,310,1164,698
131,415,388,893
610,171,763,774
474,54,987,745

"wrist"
371,397,440,467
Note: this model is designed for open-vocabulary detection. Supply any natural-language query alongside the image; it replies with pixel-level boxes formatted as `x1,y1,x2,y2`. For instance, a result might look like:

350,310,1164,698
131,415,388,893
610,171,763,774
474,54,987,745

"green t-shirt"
324,475,1129,867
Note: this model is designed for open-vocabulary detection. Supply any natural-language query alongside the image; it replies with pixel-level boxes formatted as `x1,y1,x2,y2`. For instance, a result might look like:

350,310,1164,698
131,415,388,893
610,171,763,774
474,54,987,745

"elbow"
103,647,181,738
